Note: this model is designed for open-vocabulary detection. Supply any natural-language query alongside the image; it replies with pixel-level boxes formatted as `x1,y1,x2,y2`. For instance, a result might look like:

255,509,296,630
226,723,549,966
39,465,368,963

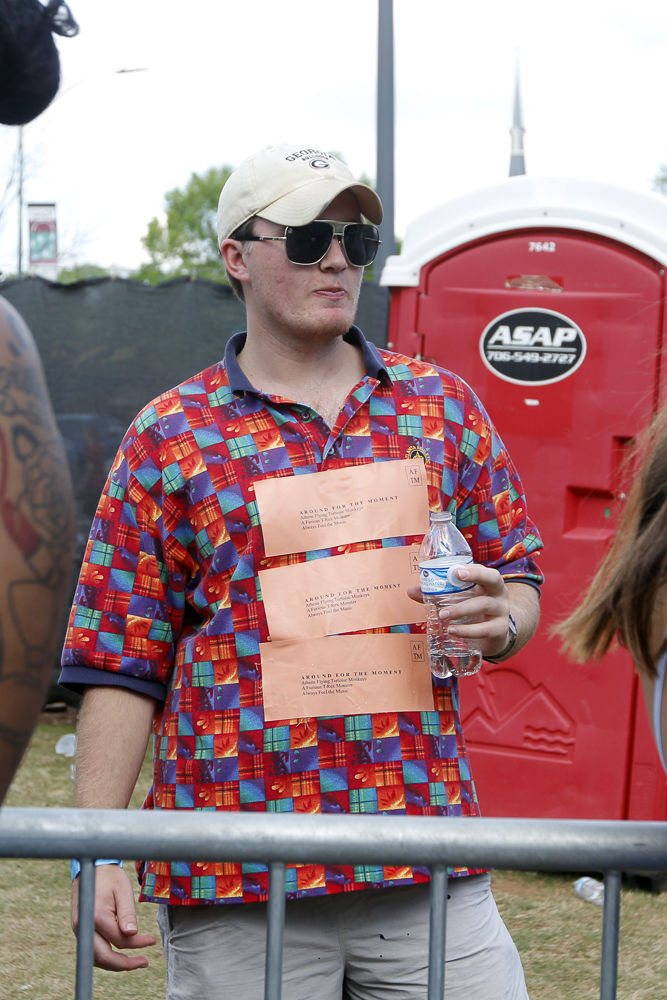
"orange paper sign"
259,545,425,640
254,459,429,556
259,633,434,721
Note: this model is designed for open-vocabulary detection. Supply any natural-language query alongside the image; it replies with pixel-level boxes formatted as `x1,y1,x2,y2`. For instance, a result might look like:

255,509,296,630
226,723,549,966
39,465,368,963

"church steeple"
509,59,526,176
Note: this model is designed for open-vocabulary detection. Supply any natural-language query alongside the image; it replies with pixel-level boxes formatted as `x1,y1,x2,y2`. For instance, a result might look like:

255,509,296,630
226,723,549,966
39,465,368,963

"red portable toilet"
382,176,667,821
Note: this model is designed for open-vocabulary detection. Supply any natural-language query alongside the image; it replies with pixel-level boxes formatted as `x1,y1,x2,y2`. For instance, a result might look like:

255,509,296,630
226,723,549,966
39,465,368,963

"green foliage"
57,263,109,284
131,160,389,286
133,166,233,285
653,166,667,195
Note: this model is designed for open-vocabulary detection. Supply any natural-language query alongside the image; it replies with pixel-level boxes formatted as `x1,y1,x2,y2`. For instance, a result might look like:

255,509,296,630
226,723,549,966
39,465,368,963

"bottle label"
419,555,474,596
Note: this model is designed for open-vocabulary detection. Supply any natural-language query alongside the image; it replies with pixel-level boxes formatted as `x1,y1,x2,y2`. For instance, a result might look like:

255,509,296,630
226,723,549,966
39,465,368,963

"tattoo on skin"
0,306,75,762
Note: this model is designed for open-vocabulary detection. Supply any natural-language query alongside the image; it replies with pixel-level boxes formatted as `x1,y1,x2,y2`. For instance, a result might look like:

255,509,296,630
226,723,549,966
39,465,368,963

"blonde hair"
554,405,667,677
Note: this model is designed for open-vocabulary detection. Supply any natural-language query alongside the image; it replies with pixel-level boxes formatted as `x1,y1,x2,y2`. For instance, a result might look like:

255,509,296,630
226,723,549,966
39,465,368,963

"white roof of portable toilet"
380,176,667,287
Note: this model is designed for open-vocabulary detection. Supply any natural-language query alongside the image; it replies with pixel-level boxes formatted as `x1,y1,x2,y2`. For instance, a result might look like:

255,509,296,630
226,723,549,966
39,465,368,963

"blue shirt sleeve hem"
58,666,167,702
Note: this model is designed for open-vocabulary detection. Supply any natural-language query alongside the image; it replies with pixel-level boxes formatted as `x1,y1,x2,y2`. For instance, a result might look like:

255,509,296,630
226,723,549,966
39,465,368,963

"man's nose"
320,233,347,270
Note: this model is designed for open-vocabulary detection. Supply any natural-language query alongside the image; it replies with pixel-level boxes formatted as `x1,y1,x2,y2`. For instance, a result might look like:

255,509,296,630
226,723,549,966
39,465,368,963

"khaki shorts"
157,872,529,1000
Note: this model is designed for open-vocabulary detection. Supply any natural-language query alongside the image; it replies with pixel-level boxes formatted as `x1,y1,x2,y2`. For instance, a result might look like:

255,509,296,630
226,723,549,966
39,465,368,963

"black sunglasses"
241,220,381,267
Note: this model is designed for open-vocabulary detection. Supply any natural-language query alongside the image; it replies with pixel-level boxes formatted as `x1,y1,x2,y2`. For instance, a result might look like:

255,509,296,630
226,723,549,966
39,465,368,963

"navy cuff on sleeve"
58,666,167,702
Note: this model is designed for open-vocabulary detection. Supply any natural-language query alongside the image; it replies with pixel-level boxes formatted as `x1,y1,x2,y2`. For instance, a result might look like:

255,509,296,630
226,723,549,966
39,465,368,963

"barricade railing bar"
0,808,665,1000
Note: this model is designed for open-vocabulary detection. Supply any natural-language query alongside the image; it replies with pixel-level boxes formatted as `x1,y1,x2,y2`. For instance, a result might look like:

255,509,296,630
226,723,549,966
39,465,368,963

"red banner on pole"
28,203,57,266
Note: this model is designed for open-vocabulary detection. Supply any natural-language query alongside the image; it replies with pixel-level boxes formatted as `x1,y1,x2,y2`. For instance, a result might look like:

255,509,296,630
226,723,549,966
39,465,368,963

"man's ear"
220,239,250,285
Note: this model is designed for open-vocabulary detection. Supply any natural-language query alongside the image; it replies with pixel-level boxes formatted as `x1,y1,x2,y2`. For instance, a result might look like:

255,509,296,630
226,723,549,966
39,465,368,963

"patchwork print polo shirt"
61,327,543,905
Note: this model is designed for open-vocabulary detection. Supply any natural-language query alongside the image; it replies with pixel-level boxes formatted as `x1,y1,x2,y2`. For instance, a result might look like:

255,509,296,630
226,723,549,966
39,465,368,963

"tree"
132,161,385,285
133,166,232,285
58,263,109,284
654,166,667,195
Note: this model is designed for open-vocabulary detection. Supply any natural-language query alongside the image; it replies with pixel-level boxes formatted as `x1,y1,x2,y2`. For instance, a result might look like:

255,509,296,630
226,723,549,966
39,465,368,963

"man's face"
240,190,366,343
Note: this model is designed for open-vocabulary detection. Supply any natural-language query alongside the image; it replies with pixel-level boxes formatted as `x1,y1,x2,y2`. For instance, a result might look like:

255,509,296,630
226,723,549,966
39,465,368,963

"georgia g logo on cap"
284,148,334,164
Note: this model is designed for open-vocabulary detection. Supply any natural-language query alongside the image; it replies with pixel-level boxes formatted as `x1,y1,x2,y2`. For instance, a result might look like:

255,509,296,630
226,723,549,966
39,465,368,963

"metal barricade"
0,808,665,1000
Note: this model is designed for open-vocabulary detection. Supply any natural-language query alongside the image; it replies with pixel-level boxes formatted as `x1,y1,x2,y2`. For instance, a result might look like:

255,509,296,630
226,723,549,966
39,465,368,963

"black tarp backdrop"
2,276,389,425
1,276,389,701
3,275,389,522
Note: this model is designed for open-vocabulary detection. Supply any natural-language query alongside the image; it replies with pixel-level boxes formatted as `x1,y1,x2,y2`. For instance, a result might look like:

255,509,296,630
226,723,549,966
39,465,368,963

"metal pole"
74,859,96,1000
264,861,286,1000
427,865,448,999
17,126,23,277
600,869,621,1000
375,0,396,282
1,811,666,872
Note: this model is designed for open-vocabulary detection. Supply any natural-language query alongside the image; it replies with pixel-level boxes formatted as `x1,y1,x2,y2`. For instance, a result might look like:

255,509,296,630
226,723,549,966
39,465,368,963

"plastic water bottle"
418,510,482,678
55,733,77,781
574,876,604,906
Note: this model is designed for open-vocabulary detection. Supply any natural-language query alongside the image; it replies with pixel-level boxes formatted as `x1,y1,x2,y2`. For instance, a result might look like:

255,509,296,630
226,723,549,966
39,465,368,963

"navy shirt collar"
224,326,390,395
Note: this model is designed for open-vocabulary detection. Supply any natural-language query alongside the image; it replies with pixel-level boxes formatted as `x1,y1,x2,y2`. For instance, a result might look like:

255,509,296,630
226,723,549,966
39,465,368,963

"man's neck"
237,326,365,427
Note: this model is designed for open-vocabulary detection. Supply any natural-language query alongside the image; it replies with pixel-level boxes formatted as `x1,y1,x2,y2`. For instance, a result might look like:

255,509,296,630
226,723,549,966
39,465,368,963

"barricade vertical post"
600,869,621,1000
427,864,448,999
74,859,95,1000
264,861,286,1000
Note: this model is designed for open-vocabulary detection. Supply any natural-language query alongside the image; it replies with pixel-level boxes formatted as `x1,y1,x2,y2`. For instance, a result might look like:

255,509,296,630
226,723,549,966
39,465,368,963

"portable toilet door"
382,177,667,821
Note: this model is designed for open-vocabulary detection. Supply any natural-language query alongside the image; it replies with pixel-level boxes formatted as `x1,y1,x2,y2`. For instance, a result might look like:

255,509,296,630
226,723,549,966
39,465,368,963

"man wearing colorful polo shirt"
62,143,543,999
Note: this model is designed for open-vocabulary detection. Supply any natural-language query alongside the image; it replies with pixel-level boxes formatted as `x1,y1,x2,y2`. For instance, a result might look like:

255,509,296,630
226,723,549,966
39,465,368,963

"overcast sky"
1,0,666,277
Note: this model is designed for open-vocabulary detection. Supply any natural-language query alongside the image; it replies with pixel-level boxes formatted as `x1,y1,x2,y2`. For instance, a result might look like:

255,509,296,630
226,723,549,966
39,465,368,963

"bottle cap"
447,566,467,588
429,510,453,522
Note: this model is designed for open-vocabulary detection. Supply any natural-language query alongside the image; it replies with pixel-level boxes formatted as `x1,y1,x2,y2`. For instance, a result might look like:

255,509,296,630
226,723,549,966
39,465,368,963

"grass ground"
1,715,665,999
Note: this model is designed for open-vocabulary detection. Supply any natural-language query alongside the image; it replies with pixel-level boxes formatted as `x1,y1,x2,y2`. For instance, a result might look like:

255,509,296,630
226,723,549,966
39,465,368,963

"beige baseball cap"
217,144,383,247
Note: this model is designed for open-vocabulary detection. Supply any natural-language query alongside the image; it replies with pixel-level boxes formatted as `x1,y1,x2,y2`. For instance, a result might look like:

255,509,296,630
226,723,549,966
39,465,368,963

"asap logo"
479,308,587,386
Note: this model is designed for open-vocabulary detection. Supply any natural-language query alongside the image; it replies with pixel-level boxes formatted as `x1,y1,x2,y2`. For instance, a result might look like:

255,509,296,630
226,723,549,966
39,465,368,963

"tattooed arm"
0,295,75,802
